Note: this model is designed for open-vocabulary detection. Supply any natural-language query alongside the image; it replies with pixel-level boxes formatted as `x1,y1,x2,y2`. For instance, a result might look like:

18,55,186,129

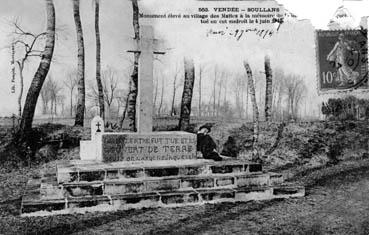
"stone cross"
91,116,104,140
127,25,166,133
96,122,102,132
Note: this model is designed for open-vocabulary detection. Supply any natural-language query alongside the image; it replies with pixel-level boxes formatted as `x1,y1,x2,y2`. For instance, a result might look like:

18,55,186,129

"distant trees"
73,0,86,126
40,76,63,115
18,0,56,138
63,70,78,117
270,68,307,121
88,67,119,120
234,73,247,119
284,74,306,120
146,57,306,122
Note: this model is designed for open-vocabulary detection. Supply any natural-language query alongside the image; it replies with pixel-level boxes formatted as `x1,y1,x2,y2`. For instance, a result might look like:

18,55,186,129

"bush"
322,96,369,121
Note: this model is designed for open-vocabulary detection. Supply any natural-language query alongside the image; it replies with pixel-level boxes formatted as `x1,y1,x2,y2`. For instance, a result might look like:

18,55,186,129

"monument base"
21,159,305,216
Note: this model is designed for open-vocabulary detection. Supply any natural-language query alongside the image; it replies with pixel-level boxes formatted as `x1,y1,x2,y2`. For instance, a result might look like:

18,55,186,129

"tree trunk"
212,68,217,117
126,0,140,132
119,93,129,129
170,75,177,116
16,61,25,117
70,89,73,117
54,99,58,117
18,0,55,138
158,77,164,115
42,100,48,115
240,83,244,119
95,0,104,120
264,55,273,122
245,84,248,119
243,61,260,160
217,78,222,117
153,77,158,113
50,99,54,114
223,81,227,114
198,66,202,117
178,58,195,131
73,0,85,126
170,86,176,116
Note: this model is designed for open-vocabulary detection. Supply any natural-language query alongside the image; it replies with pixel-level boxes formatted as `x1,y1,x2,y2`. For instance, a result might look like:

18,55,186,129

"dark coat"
197,133,222,161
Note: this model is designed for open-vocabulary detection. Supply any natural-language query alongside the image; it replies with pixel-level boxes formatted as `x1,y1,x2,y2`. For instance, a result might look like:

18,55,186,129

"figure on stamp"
326,33,359,86
196,123,223,161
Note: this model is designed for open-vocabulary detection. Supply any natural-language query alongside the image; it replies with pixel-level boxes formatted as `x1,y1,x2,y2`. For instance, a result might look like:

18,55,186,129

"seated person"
221,136,238,158
196,124,223,161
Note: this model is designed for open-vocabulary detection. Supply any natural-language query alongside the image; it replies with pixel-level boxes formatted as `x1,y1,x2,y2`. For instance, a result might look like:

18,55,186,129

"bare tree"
40,76,62,116
49,78,62,115
102,67,118,119
216,70,226,117
170,63,182,116
63,70,78,117
243,61,260,161
56,94,65,116
153,75,158,113
179,58,195,131
285,74,306,120
222,74,228,118
126,0,140,131
40,79,51,115
18,0,55,138
233,74,245,119
264,55,273,121
158,76,165,116
73,0,86,126
10,21,47,117
88,67,119,120
94,0,104,120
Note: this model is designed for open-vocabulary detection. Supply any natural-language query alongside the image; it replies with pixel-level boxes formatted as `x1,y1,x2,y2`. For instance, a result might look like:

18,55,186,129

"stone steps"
22,185,305,216
21,160,304,216
62,172,281,197
57,160,263,183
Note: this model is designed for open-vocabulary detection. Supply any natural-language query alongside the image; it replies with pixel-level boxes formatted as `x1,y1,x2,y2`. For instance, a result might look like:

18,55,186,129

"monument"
20,25,305,216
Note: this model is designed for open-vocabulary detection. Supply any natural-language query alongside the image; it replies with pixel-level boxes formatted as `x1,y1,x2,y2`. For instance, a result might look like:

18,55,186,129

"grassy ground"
0,119,368,234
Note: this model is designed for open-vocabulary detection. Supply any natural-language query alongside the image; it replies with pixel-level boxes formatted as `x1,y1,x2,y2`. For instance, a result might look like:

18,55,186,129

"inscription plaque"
101,132,197,162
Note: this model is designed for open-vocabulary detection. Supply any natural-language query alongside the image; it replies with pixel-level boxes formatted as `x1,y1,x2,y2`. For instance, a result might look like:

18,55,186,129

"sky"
0,0,368,117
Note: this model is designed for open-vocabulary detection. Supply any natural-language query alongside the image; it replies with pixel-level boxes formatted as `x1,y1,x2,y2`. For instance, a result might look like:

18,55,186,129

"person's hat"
199,123,214,132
